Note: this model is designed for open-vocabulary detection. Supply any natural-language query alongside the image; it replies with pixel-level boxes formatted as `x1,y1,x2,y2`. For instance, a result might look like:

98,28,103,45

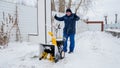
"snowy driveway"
0,31,120,68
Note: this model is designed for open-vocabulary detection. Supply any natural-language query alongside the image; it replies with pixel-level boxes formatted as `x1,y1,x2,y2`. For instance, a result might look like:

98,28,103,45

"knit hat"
66,8,72,13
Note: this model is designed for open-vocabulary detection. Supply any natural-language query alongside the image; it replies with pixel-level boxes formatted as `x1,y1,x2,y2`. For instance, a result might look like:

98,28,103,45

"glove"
54,14,57,19
74,13,77,18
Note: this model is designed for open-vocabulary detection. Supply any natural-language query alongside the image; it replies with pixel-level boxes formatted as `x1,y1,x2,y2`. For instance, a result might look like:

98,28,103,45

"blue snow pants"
63,33,75,52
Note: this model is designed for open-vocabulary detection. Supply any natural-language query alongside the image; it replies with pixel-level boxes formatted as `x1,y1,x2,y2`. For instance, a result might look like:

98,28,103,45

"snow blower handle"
58,24,61,29
48,32,57,46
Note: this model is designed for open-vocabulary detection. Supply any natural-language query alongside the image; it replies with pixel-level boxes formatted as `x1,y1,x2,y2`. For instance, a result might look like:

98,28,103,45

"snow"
105,29,120,33
0,42,39,68
0,31,120,68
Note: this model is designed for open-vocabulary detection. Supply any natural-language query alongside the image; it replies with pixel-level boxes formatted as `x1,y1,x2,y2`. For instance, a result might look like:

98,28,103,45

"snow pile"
105,29,120,33
0,42,39,68
75,31,120,68
0,31,120,68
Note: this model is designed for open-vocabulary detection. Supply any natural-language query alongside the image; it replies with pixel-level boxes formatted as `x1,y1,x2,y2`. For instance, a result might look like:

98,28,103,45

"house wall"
29,0,51,44
0,0,52,43
0,1,37,42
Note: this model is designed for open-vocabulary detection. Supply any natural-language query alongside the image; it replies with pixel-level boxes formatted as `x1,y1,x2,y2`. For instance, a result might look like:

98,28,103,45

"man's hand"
74,13,77,18
54,14,57,19
73,13,80,21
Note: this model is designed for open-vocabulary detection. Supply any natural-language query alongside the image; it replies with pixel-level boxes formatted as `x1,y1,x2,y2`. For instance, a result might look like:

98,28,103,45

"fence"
104,23,120,29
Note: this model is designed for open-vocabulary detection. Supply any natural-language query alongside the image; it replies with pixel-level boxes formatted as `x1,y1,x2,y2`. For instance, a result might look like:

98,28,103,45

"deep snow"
0,31,120,68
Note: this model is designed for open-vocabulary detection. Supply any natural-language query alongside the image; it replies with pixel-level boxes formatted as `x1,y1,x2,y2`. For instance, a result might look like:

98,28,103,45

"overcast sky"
86,0,120,24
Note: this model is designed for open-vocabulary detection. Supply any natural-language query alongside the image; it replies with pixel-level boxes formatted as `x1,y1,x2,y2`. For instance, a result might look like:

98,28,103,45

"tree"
52,0,93,14
51,0,56,11
75,0,83,13
68,0,72,8
73,0,93,14
59,0,65,13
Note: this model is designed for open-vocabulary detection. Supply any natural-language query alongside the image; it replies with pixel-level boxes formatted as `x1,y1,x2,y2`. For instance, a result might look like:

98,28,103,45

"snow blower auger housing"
39,32,65,63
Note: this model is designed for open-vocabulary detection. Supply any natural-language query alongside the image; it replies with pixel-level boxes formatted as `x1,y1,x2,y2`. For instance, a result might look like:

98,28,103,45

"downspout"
51,0,53,32
44,0,47,43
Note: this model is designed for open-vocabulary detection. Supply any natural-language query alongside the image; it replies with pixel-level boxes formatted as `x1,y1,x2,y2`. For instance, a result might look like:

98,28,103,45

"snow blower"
39,32,65,63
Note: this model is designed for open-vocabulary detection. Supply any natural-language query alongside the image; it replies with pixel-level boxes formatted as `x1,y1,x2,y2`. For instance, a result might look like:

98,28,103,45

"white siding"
0,1,37,42
30,0,51,44
18,5,37,34
29,0,48,43
0,1,16,22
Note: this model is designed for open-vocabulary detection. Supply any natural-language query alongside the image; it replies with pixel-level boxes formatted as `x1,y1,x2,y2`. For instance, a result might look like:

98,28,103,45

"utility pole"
115,14,118,24
104,16,108,24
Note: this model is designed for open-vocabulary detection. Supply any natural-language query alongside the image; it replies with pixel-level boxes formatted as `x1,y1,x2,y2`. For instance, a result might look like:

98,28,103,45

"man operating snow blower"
54,8,80,54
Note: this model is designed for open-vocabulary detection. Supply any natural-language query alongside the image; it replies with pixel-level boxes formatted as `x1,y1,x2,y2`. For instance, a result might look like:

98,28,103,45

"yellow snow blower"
39,32,65,63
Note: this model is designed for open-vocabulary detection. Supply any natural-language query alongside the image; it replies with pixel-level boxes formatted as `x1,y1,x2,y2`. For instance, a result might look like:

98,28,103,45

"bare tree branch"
59,0,65,13
68,0,72,8
75,0,83,14
51,0,56,11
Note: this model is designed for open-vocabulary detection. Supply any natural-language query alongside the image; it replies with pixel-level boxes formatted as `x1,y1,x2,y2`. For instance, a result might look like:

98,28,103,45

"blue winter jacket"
54,14,80,34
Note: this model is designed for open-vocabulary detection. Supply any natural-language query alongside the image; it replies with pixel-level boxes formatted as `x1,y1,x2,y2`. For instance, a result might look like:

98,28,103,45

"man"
54,8,80,53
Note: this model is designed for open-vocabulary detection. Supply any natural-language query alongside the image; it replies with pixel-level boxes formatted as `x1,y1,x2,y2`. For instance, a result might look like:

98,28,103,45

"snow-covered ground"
0,31,120,68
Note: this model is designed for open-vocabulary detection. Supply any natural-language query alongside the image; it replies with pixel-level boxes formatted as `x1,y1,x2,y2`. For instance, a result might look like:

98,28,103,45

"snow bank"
75,31,120,68
0,42,39,68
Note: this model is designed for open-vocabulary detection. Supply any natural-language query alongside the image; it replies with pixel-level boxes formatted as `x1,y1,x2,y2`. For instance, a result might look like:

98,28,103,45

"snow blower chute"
39,32,65,63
